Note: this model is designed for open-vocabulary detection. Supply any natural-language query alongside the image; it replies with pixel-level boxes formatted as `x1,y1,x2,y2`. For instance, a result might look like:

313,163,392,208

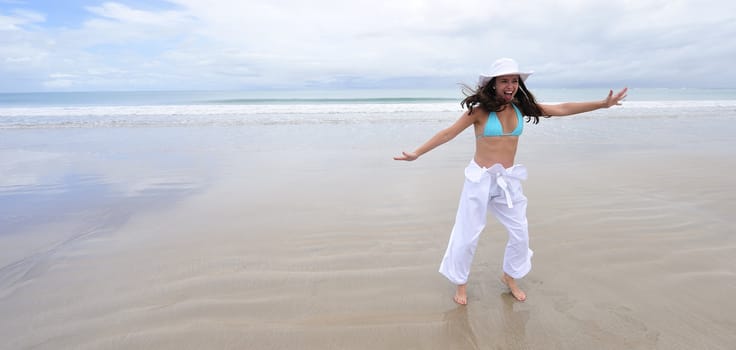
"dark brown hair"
460,77,545,124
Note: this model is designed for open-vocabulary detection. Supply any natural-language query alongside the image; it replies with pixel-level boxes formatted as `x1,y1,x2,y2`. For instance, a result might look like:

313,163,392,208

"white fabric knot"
464,162,528,208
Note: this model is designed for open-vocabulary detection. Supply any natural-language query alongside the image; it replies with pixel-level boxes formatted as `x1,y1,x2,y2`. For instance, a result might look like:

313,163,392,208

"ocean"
2,87,735,237
1,88,735,129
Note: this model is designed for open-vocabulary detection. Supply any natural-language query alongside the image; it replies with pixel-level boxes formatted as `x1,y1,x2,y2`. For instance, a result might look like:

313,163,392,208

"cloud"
0,8,44,30
0,0,735,92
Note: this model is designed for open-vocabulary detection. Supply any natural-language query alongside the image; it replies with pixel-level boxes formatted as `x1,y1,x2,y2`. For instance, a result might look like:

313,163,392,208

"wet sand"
1,117,735,349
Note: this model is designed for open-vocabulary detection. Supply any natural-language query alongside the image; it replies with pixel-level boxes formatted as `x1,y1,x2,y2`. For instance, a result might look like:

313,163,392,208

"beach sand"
1,117,735,349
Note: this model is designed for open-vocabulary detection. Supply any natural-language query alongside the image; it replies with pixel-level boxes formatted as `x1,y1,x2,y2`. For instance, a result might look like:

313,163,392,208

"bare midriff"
473,136,519,169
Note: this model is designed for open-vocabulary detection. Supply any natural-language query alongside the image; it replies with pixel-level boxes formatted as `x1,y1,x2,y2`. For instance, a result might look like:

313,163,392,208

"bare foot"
502,273,526,302
454,284,467,305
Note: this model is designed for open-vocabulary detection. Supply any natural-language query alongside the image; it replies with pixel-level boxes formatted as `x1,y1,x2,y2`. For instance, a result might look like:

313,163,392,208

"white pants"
439,160,533,285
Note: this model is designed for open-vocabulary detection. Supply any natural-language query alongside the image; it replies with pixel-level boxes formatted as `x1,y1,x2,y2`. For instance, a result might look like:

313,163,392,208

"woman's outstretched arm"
394,110,477,161
539,87,628,117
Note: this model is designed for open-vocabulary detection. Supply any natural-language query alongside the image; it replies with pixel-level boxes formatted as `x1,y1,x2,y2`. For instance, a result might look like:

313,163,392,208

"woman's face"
494,74,520,103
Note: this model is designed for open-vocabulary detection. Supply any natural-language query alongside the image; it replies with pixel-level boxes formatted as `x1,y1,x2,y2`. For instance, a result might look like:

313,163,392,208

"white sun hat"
478,58,533,86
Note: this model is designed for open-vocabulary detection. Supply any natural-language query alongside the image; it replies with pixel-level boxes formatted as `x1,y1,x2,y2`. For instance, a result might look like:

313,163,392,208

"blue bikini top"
478,104,524,138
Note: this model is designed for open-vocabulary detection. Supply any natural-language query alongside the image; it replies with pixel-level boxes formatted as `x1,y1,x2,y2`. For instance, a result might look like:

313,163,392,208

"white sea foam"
0,102,460,116
1,100,734,129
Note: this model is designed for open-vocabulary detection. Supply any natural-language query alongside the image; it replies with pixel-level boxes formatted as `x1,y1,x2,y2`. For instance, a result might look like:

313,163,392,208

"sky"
1,0,735,92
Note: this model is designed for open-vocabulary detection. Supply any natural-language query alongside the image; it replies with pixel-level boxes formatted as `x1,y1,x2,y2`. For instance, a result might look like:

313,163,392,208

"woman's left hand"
604,87,628,108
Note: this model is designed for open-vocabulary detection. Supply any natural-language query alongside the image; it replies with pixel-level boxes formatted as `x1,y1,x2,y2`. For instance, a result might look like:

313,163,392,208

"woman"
394,58,627,304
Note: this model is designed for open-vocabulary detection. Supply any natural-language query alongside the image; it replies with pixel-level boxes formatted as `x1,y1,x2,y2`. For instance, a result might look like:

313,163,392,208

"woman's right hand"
393,151,418,161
